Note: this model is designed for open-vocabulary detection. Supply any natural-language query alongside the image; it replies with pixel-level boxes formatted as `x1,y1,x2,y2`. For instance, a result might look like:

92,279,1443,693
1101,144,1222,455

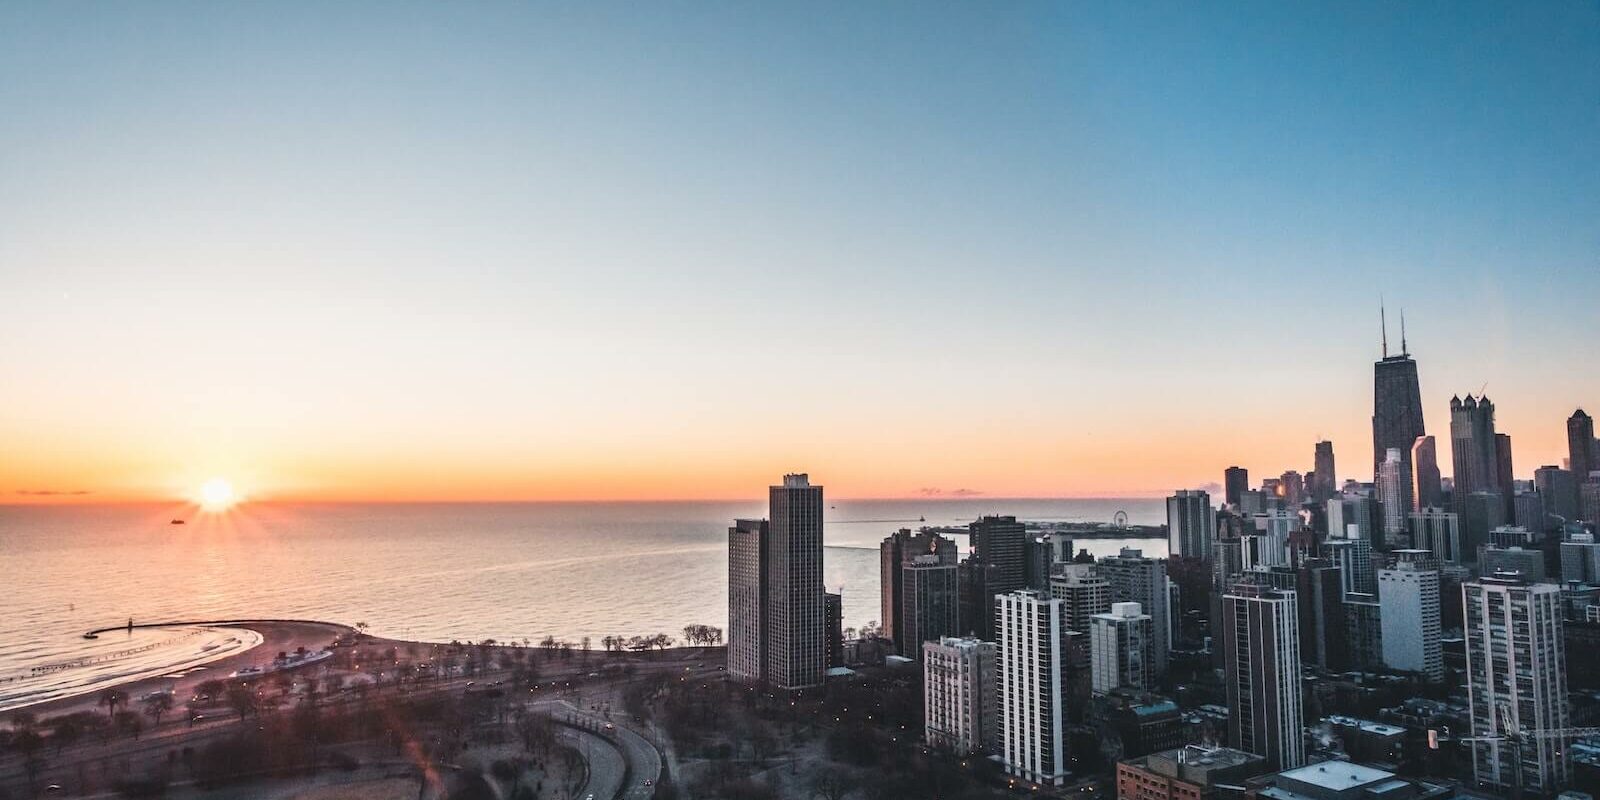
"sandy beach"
10,620,351,721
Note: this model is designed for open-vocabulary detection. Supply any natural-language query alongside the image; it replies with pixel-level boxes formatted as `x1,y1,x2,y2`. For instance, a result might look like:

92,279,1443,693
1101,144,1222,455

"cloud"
916,487,985,497
1198,482,1223,494
15,489,93,496
949,488,984,496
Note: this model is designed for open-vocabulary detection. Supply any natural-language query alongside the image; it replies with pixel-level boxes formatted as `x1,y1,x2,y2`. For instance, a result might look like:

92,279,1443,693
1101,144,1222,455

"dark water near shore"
0,498,1164,708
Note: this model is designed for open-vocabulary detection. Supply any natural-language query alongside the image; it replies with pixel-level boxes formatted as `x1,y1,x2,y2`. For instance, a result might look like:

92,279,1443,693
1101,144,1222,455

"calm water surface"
0,498,1163,708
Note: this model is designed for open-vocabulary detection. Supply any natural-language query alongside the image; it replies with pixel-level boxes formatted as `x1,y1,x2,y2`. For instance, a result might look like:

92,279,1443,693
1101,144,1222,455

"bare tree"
142,692,174,727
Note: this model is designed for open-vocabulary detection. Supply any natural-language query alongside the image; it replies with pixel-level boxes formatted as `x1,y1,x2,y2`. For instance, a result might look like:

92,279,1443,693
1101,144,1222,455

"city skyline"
3,2,1597,504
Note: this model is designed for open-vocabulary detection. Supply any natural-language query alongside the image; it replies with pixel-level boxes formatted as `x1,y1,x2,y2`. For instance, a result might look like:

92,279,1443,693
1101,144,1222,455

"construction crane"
1430,703,1600,800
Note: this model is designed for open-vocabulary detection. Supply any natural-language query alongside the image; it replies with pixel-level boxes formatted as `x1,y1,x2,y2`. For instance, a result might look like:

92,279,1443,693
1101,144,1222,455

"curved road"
537,699,661,800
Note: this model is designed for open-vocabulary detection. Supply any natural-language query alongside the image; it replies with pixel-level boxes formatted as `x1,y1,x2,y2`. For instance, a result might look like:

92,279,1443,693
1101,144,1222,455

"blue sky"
1,2,1596,499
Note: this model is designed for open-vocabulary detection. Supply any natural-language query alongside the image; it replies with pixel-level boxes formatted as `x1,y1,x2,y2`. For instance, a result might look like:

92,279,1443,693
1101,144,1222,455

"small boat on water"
81,633,98,640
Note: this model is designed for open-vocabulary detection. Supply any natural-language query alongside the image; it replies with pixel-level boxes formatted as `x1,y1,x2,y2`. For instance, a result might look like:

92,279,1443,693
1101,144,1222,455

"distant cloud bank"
916,487,984,497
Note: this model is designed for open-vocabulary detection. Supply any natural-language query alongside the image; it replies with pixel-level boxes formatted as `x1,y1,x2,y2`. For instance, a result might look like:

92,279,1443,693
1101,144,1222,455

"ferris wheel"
1113,510,1128,528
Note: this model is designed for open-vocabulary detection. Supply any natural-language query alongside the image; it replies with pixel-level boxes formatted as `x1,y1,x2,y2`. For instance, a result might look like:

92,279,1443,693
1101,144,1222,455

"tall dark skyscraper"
1225,466,1249,509
880,528,959,657
1572,409,1597,482
1451,395,1501,504
1372,313,1425,516
1311,442,1336,503
766,474,826,689
1166,490,1216,559
969,515,1028,638
1495,432,1515,517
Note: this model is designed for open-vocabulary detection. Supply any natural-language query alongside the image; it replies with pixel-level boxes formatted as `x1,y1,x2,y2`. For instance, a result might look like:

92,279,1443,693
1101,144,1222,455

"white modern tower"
1090,602,1153,694
997,590,1068,787
1377,550,1442,682
1464,575,1570,796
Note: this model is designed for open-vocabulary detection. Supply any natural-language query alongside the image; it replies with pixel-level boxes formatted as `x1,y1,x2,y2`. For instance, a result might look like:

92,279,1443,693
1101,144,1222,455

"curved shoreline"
82,617,357,638
4,620,352,719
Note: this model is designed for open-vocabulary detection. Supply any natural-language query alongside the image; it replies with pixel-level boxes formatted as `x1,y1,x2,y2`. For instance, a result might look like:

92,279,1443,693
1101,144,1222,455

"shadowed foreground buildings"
1117,746,1267,800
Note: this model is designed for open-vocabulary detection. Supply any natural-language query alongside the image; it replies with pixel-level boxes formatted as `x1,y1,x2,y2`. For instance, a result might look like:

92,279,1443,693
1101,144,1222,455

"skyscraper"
1312,442,1337,503
1167,490,1216,560
969,516,1028,638
1450,395,1500,501
1411,435,1443,511
997,590,1068,787
1535,465,1579,523
1099,548,1171,677
899,557,960,658
1279,471,1305,510
1571,409,1596,483
1561,532,1600,585
1372,318,1425,515
1409,508,1462,565
1090,602,1154,694
1376,448,1406,544
1377,550,1442,682
766,474,826,689
923,636,996,756
880,528,959,655
1464,575,1570,795
1049,563,1111,634
727,518,769,682
1495,433,1516,517
1295,558,1346,672
1221,578,1305,770
1226,467,1250,509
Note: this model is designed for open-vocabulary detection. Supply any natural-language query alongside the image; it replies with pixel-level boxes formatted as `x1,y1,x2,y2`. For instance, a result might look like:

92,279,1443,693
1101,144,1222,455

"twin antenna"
1380,300,1409,358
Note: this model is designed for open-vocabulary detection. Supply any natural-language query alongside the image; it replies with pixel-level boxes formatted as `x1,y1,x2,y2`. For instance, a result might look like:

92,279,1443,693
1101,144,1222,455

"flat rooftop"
1279,761,1395,790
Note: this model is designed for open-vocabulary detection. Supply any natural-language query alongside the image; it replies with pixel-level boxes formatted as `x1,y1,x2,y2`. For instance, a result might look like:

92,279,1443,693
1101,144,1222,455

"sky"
1,2,1596,503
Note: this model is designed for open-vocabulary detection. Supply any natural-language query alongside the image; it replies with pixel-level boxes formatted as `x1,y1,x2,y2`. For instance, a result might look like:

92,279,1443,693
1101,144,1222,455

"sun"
199,478,238,511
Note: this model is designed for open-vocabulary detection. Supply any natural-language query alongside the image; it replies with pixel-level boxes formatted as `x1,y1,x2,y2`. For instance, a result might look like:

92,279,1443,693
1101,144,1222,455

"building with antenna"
1373,307,1425,517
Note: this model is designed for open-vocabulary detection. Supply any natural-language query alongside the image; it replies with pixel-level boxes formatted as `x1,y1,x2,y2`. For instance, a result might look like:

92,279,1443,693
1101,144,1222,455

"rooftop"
1278,761,1394,791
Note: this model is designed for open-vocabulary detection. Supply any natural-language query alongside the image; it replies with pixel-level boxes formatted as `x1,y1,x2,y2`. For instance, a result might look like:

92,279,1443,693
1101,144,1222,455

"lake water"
0,498,1164,709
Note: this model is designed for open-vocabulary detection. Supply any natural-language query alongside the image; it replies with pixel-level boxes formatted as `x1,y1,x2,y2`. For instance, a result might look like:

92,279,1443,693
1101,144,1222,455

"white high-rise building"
1049,563,1111,633
1244,511,1299,568
923,636,996,756
1098,548,1171,677
997,590,1068,787
1377,448,1407,544
1377,550,1442,682
1464,576,1570,795
1323,528,1374,596
1090,602,1153,694
1221,579,1304,770
1409,508,1462,565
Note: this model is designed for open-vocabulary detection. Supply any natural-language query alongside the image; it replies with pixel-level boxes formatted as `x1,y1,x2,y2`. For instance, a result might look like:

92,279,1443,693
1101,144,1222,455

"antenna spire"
1400,309,1408,356
1380,300,1388,358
